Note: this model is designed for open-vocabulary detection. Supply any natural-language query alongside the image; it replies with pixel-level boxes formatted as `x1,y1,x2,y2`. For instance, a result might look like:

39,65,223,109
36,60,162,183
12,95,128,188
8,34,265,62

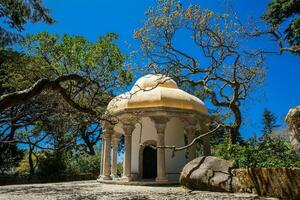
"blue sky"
22,0,300,139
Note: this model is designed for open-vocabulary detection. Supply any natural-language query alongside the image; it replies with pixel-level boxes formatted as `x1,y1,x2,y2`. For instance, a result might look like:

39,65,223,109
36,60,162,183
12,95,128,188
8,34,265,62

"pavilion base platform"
97,178,179,186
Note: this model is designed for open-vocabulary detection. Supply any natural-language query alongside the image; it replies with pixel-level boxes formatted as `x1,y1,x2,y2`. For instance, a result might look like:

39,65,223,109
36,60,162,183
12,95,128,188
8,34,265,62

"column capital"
151,116,169,134
181,117,197,126
112,132,122,140
150,116,169,124
155,123,167,134
122,123,135,135
198,116,211,127
102,121,114,131
184,125,196,134
102,132,111,139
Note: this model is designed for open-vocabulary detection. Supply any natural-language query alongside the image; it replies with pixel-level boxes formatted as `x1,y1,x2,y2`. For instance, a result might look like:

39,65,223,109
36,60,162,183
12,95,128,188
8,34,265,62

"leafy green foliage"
37,152,67,176
0,143,24,174
36,150,100,176
7,32,131,93
0,0,54,45
213,135,300,168
262,108,279,137
0,32,132,159
263,0,300,54
213,108,300,168
15,151,46,175
117,162,123,176
66,153,100,174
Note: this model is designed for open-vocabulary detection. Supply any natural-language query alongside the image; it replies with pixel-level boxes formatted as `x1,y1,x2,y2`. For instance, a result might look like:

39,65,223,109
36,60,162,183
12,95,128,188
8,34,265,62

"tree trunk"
28,145,34,175
87,144,95,155
229,127,237,144
83,137,95,155
81,130,96,155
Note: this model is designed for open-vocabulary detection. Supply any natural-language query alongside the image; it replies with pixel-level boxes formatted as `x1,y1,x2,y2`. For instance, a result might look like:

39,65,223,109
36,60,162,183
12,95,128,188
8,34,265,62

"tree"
0,32,132,169
0,143,24,174
213,109,299,168
0,32,132,117
262,108,279,138
0,0,55,174
134,0,265,143
0,33,130,115
213,134,300,168
0,0,54,46
76,118,101,155
262,0,300,55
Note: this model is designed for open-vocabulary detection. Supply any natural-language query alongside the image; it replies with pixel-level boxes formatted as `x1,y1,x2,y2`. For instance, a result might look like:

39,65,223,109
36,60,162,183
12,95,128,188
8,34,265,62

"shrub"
0,143,24,174
37,152,67,176
66,153,100,174
16,152,46,175
117,162,123,176
37,150,100,176
213,136,300,168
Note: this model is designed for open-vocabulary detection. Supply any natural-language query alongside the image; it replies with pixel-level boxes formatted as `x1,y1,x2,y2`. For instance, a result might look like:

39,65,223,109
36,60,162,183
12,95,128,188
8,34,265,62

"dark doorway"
142,146,157,179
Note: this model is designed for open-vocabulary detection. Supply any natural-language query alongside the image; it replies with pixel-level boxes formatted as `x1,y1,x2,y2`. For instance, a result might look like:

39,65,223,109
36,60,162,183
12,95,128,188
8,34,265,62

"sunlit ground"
0,180,277,200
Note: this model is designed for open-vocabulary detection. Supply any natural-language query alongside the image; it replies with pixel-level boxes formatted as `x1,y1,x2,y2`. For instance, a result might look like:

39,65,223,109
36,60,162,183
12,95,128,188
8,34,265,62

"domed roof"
131,74,178,91
107,74,208,115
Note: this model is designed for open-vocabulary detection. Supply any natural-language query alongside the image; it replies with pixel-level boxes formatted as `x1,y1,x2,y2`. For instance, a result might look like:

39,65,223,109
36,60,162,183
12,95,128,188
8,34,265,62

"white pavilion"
98,74,211,183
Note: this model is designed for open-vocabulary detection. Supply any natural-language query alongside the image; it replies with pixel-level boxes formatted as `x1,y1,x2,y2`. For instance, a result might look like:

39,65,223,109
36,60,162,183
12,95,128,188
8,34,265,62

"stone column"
102,126,113,180
111,133,121,178
152,117,169,182
122,124,135,181
99,136,104,177
185,126,197,161
201,123,211,156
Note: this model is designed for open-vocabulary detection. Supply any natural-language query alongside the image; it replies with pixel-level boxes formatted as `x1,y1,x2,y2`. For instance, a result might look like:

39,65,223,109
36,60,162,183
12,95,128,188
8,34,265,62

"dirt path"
0,180,277,200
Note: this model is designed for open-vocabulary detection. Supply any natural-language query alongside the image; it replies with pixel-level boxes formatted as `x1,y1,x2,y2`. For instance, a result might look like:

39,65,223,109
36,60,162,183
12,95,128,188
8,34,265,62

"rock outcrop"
179,156,238,192
286,106,300,157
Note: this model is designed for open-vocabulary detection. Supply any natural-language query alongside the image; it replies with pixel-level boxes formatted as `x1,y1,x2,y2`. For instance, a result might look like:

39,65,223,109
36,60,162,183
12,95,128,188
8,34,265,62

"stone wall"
0,173,98,186
180,156,300,199
233,168,300,200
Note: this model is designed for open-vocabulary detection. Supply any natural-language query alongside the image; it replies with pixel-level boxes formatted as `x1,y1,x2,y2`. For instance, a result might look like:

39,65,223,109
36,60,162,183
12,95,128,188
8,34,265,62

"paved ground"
0,180,278,200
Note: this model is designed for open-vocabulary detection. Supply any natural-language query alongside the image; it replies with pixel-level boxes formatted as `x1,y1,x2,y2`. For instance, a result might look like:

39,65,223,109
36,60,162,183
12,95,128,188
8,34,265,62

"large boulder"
179,156,239,192
286,106,300,157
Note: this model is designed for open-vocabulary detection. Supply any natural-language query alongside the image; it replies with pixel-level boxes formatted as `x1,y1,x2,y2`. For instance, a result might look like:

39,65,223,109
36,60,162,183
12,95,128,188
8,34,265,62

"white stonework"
98,74,211,184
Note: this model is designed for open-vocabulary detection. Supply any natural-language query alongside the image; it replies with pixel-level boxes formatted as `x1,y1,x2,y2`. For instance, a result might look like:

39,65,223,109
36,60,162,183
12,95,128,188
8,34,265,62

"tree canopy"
0,0,54,46
134,0,265,143
262,0,300,55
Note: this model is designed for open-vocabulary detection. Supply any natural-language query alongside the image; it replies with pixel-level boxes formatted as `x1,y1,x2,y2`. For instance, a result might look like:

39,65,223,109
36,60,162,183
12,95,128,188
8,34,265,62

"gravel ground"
0,180,278,200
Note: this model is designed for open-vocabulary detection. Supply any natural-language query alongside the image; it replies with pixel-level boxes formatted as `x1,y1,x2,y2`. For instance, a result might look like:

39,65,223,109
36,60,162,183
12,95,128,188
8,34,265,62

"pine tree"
262,108,279,138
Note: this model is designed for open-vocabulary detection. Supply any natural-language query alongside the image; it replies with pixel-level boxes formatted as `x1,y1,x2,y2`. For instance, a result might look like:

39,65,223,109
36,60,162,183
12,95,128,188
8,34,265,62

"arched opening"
142,146,157,179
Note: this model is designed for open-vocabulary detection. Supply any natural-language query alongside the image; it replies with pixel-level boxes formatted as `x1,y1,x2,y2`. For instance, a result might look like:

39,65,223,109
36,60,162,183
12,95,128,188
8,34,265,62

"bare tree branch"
142,124,223,157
